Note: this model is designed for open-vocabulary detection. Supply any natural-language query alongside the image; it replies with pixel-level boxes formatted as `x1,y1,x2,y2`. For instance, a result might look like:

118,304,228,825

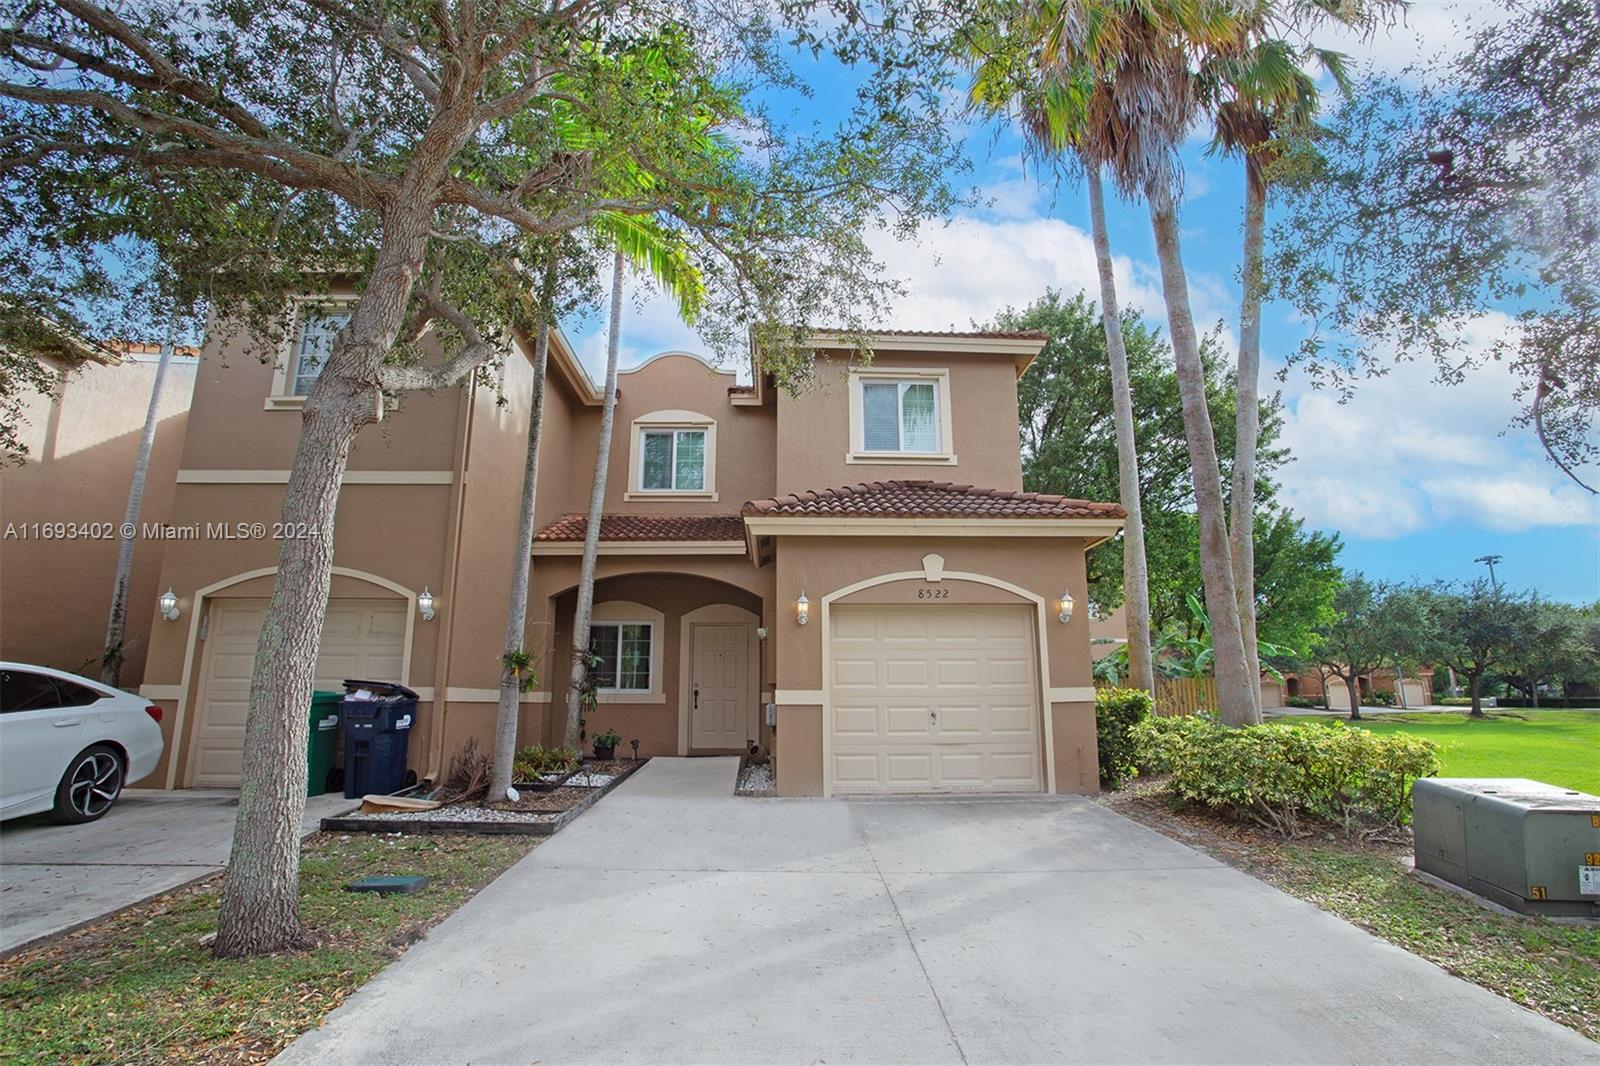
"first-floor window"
292,307,352,395
589,623,653,692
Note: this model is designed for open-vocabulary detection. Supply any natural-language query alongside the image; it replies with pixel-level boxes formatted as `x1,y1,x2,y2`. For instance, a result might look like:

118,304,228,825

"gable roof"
741,480,1124,520
534,514,746,542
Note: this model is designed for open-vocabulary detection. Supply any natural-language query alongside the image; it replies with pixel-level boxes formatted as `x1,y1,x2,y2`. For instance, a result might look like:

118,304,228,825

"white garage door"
190,598,408,787
828,604,1043,794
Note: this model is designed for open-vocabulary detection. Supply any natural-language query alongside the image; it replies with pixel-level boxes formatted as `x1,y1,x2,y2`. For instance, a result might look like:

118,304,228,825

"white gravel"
737,762,774,794
346,805,559,824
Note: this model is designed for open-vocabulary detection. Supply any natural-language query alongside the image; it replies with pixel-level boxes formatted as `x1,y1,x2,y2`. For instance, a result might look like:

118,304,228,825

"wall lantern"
418,586,437,622
795,592,810,627
158,588,180,622
1057,590,1075,625
755,625,768,642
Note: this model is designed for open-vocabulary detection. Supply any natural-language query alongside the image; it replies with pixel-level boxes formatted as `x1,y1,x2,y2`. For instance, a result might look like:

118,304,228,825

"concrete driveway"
278,759,1599,1065
0,789,353,954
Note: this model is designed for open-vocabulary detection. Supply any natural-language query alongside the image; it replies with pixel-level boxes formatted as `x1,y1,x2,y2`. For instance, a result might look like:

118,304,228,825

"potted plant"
592,728,622,760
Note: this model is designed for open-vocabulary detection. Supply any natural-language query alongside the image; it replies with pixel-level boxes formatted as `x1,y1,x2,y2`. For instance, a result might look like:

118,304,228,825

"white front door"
828,604,1043,794
190,598,408,787
690,624,752,751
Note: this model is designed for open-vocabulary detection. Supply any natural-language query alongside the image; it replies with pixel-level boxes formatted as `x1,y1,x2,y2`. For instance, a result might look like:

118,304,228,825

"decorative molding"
138,684,183,701
1046,686,1097,703
774,689,825,704
176,469,454,485
441,687,543,703
531,540,745,556
921,553,945,582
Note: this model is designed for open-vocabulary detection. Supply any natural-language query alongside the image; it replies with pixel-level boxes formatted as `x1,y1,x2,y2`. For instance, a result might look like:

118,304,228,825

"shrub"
1132,716,1439,837
1095,687,1153,788
512,744,580,781
1367,690,1396,706
1438,696,1474,706
1285,695,1320,709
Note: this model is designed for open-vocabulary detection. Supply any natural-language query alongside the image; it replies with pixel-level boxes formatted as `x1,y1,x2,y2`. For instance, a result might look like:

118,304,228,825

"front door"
690,624,752,751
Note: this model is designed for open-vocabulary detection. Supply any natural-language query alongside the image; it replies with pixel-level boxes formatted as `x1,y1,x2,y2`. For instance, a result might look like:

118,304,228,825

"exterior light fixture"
795,592,810,626
755,625,768,642
418,586,436,622
1057,590,1074,625
158,588,180,622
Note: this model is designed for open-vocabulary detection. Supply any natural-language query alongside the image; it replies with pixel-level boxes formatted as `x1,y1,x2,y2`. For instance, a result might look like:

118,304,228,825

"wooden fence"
1096,676,1218,717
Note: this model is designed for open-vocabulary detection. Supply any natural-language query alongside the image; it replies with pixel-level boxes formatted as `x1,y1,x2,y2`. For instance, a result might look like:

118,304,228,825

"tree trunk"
1468,672,1485,717
102,330,176,687
214,216,428,958
1229,166,1266,718
1345,675,1362,721
1145,189,1258,726
1087,171,1155,694
491,262,559,797
563,250,626,752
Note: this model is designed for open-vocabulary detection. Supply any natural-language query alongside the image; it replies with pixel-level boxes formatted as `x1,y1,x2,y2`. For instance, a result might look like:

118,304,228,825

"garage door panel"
193,598,408,788
828,604,1042,795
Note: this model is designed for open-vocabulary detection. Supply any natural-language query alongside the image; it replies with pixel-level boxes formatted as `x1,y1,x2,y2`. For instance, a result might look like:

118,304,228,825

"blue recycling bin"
339,680,418,799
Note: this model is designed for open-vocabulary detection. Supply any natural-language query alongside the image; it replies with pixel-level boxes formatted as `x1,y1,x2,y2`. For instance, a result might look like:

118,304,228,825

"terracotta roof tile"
534,514,746,542
741,481,1124,520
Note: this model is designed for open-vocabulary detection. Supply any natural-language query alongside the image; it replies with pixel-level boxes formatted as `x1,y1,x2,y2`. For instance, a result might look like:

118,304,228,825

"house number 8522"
918,587,949,599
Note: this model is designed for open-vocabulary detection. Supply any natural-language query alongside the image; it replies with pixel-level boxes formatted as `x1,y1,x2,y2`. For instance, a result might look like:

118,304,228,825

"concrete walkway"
0,789,353,954
278,759,1599,1065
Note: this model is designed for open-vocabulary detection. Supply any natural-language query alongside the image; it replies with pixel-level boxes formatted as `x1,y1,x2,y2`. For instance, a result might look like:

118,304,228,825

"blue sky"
568,1,1599,604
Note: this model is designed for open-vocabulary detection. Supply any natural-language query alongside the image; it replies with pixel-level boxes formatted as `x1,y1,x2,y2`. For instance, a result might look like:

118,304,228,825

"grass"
1103,782,1600,1043
0,832,537,1065
1276,709,1600,794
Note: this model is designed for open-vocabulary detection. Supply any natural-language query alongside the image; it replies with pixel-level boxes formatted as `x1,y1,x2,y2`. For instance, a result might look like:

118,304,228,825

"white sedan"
0,662,165,823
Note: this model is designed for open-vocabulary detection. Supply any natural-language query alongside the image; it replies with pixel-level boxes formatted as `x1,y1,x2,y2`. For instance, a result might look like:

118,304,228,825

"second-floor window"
641,428,706,491
292,308,351,395
862,380,939,453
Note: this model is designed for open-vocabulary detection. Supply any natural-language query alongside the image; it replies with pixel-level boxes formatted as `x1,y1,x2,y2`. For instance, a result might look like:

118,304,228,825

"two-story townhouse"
127,304,1124,796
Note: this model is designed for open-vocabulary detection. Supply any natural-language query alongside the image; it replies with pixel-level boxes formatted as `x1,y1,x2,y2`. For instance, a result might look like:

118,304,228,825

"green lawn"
1278,710,1600,795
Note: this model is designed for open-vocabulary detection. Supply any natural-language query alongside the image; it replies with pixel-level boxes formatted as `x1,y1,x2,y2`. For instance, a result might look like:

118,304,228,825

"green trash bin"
307,691,342,796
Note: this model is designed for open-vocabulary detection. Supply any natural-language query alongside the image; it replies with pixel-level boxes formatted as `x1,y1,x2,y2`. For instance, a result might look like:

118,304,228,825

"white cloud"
1274,314,1597,538
1316,1,1514,79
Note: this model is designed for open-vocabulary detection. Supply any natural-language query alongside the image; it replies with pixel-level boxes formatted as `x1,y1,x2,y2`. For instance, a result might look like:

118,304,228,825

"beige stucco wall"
774,350,1025,496
0,352,197,687
768,533,1098,795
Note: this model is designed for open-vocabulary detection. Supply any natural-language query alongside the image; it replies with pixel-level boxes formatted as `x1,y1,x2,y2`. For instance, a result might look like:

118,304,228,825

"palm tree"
968,9,1157,692
1025,0,1263,723
1203,4,1372,718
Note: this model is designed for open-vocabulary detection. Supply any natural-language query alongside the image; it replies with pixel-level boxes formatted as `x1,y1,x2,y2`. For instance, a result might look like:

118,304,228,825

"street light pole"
1474,554,1503,589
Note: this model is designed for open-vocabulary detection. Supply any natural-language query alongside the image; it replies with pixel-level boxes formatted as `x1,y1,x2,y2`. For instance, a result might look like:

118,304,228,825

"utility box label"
1581,866,1600,897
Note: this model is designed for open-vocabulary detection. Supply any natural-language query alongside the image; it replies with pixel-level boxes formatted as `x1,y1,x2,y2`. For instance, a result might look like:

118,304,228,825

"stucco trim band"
175,469,455,485
1047,686,1098,703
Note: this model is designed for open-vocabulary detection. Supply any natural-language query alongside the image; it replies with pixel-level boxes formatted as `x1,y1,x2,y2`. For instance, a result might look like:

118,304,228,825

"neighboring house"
1282,666,1435,709
0,340,198,689
21,304,1124,795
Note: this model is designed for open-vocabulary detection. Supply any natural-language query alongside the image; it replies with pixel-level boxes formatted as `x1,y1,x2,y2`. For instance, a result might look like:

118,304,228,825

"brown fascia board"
794,329,1047,380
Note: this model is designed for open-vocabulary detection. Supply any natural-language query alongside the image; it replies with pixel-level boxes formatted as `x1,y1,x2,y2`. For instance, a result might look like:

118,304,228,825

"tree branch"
376,288,497,391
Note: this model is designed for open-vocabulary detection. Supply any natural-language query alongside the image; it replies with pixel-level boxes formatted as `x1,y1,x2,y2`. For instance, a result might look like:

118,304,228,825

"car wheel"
51,744,124,824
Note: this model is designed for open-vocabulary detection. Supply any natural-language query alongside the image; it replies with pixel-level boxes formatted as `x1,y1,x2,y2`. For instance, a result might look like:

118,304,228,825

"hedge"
1095,687,1153,788
1134,715,1439,837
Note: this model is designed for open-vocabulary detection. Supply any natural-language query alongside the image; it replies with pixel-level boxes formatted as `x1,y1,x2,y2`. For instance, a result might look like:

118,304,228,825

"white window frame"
847,367,956,465
626,409,718,500
266,299,353,411
588,620,656,695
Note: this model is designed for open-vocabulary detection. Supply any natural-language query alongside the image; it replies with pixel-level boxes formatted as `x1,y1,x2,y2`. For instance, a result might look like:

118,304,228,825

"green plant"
1134,716,1439,836
1156,593,1295,680
1438,696,1474,706
511,745,580,781
592,728,623,751
1285,695,1320,709
1367,690,1396,706
500,649,539,694
576,651,604,714
1095,687,1153,788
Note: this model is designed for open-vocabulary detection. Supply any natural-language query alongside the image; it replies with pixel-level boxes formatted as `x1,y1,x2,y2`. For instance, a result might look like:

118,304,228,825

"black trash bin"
339,680,418,799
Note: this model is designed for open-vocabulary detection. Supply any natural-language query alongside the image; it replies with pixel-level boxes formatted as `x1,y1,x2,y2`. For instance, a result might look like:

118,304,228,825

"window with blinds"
861,380,939,453
589,623,653,691
640,429,707,491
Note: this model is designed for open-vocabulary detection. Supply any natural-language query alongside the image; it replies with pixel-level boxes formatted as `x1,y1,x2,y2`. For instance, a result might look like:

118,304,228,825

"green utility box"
1413,778,1600,918
307,690,342,796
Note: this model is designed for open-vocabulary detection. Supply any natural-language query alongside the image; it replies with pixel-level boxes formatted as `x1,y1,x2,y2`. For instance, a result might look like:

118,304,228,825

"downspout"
424,380,477,784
